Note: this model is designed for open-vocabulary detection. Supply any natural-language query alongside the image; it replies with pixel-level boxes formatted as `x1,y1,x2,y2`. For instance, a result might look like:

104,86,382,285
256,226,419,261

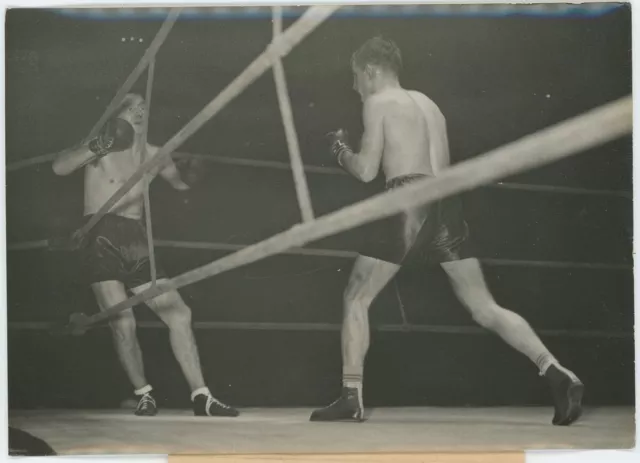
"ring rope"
169,150,633,198
6,238,632,271
76,5,339,239
7,321,632,340
393,280,410,327
271,6,315,222
62,95,632,333
142,59,158,286
5,8,182,173
7,147,630,199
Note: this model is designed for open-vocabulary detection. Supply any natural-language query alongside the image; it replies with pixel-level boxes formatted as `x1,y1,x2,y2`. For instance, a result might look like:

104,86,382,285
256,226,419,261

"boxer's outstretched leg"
92,280,156,416
310,255,400,422
133,281,239,417
441,258,584,425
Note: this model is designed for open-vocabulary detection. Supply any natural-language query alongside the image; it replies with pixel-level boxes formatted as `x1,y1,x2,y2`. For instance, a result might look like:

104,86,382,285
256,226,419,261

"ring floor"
9,406,634,454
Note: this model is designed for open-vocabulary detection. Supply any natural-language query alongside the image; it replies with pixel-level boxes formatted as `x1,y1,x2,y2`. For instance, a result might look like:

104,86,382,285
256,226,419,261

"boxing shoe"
193,393,239,417
310,387,364,422
544,364,584,426
134,392,158,417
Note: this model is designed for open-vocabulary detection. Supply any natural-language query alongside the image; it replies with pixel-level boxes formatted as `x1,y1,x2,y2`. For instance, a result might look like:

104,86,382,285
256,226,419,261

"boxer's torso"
83,135,155,220
378,89,450,181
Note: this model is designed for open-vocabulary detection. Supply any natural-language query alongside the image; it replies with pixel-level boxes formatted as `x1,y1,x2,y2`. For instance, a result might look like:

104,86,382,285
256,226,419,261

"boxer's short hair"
351,36,402,75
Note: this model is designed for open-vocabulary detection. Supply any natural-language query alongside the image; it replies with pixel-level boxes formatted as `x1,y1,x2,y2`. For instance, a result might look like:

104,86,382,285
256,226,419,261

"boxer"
52,93,238,418
310,37,583,426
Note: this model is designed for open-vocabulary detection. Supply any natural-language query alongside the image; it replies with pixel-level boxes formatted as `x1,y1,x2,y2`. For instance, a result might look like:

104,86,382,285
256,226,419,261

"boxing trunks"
360,173,469,266
81,213,166,287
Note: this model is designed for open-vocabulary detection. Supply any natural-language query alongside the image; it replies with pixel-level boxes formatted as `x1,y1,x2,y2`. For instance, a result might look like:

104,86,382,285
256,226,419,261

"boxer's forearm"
338,151,365,180
52,143,97,176
166,171,190,191
159,162,190,190
171,177,190,190
338,151,373,182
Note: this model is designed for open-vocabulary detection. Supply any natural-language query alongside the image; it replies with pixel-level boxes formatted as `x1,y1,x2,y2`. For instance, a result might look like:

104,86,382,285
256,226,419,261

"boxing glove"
89,117,135,158
181,157,207,187
327,129,353,166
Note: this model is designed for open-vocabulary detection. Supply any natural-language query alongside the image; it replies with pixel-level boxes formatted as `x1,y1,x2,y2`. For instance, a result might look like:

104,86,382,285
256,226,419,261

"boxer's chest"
101,147,145,185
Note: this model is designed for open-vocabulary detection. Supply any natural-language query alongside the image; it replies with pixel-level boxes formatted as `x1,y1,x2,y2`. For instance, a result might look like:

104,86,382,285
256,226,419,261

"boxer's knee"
450,280,500,328
151,288,182,308
343,283,375,315
165,306,192,331
150,291,192,330
109,310,137,343
466,299,528,334
467,301,501,329
343,266,377,311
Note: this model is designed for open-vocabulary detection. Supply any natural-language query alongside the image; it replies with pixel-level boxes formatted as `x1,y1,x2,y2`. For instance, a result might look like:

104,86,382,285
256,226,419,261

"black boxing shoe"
310,387,364,422
134,392,158,417
544,364,584,426
193,393,239,417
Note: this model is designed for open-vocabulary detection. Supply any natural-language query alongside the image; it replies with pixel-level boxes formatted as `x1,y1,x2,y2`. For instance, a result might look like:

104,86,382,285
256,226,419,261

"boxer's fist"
89,117,135,158
175,156,207,188
183,157,207,187
327,129,353,165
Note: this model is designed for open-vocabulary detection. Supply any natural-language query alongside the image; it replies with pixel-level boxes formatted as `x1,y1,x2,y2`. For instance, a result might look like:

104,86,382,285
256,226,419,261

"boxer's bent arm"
147,144,190,190
339,97,385,183
430,117,451,176
52,142,98,176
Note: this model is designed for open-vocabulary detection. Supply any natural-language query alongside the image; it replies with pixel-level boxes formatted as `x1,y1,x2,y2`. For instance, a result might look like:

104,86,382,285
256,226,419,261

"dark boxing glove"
182,157,207,187
327,129,353,167
89,117,135,158
175,156,207,187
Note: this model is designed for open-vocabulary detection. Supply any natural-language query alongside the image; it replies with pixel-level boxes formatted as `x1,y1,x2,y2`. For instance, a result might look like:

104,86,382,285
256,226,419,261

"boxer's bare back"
374,88,451,181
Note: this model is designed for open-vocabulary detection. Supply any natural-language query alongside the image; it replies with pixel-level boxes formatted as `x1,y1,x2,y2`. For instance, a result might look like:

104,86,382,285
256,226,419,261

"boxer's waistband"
385,173,431,190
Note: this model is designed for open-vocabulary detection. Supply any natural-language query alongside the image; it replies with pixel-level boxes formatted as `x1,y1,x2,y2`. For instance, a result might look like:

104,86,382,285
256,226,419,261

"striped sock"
343,367,363,390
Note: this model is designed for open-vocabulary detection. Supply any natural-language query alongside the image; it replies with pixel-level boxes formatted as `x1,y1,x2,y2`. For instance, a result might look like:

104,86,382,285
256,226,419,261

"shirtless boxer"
52,93,238,418
310,37,584,425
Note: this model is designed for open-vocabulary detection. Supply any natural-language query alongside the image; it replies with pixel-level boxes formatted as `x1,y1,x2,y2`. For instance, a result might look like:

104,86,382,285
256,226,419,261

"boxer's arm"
338,97,385,183
52,141,98,176
147,144,190,190
53,118,135,175
429,116,450,176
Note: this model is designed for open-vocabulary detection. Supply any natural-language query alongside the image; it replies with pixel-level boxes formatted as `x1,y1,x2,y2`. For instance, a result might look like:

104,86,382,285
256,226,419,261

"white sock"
191,387,211,402
536,353,559,376
134,384,153,396
344,379,362,390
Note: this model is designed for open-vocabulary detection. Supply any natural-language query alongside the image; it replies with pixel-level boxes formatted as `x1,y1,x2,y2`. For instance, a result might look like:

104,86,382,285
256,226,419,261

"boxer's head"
350,37,402,101
117,93,147,132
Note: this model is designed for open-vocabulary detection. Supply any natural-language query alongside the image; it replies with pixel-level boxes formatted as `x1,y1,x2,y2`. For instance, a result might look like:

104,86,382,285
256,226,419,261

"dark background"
5,4,633,410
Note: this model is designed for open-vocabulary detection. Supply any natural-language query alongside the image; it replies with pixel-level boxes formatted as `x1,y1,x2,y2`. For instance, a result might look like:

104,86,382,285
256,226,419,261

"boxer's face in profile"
118,95,147,132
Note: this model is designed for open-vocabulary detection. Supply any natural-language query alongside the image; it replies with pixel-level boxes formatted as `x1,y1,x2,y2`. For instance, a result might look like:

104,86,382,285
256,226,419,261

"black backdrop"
6,5,633,409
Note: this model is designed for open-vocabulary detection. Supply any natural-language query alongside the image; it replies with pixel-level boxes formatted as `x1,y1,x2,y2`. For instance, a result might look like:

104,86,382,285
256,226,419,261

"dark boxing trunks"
360,174,469,266
81,213,166,287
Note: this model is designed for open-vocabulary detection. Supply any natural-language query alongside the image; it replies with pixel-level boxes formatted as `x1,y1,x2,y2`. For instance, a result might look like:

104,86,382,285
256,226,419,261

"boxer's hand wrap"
89,117,135,159
327,129,353,167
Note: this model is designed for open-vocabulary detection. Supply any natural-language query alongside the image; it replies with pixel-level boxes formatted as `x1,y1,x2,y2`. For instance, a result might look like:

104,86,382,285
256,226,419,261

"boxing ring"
6,5,634,456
